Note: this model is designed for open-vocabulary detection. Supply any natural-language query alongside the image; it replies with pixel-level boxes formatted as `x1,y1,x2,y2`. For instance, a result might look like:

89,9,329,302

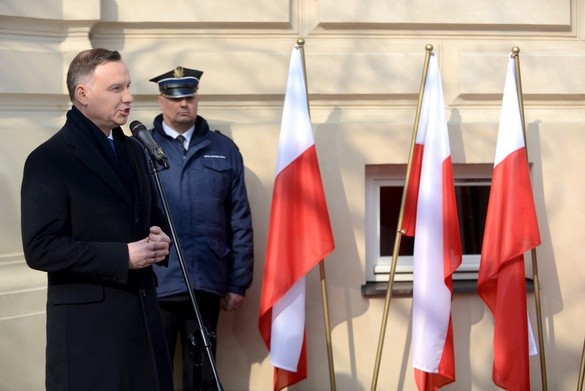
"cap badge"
174,67,185,78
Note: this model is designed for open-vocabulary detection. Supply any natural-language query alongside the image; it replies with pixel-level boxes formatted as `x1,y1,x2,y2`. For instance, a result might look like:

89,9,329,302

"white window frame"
365,163,493,282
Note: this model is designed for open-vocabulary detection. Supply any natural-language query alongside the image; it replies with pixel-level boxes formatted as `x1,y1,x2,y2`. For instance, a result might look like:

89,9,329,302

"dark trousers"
158,291,221,391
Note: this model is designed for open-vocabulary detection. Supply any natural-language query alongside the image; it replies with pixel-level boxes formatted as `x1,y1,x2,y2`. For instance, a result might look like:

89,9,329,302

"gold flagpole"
297,38,337,391
578,338,585,391
370,44,434,391
511,46,548,391
319,261,337,391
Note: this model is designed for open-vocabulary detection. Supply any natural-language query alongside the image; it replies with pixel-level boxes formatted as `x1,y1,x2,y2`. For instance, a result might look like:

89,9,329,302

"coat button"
140,288,147,297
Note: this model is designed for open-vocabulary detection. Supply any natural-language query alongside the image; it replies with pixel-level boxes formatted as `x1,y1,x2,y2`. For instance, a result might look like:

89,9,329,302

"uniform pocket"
208,237,231,259
201,158,231,199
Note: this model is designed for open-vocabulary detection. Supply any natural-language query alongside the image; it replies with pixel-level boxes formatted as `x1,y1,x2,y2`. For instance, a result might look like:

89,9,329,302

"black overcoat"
21,109,173,391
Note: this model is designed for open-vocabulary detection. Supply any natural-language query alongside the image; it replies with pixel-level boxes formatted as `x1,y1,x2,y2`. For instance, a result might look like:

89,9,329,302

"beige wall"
1,0,584,390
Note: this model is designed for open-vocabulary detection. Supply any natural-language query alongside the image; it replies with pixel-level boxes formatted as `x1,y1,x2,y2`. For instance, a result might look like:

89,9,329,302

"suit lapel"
119,136,146,220
62,124,133,206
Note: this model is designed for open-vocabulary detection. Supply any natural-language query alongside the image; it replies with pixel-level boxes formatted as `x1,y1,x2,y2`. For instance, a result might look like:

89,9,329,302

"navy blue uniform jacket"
150,114,254,298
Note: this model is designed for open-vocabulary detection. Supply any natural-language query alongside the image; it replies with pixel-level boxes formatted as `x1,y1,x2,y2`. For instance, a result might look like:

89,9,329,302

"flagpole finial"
425,44,433,53
511,46,520,57
297,38,305,46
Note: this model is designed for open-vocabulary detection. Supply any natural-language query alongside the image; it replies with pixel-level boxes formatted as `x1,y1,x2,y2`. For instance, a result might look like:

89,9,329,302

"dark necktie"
106,137,127,188
176,135,187,156
108,138,117,156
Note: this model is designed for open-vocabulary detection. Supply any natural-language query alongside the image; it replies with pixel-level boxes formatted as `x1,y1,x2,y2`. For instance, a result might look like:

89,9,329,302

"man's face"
80,61,133,134
159,94,198,133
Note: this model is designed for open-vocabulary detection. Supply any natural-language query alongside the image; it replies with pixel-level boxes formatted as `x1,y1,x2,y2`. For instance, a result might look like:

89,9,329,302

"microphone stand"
147,157,224,391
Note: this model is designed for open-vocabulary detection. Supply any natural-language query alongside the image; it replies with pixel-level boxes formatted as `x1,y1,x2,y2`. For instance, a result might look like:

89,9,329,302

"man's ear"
75,85,89,106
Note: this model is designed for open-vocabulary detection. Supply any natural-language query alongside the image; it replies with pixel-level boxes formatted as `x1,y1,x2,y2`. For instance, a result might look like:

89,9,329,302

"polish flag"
478,56,541,391
258,45,335,391
402,54,462,390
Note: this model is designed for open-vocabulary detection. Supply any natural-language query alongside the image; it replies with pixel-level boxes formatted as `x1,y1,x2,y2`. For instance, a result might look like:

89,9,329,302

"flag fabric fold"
258,45,335,391
403,54,462,391
477,56,541,391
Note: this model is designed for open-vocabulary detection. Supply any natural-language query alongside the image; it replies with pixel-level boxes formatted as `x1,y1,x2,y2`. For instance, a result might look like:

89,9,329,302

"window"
365,164,492,283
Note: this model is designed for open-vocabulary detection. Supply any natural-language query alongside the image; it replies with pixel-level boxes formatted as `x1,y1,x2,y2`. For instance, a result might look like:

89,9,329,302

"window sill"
361,278,534,298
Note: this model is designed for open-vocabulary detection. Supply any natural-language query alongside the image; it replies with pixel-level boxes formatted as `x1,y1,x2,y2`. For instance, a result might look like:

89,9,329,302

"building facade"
1,0,584,389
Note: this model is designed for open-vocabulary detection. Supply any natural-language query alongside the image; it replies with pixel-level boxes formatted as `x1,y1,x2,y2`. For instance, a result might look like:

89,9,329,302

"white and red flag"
478,56,541,391
402,54,462,391
258,45,335,391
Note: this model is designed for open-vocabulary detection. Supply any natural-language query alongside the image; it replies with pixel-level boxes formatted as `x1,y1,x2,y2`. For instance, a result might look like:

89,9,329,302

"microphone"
130,120,170,169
